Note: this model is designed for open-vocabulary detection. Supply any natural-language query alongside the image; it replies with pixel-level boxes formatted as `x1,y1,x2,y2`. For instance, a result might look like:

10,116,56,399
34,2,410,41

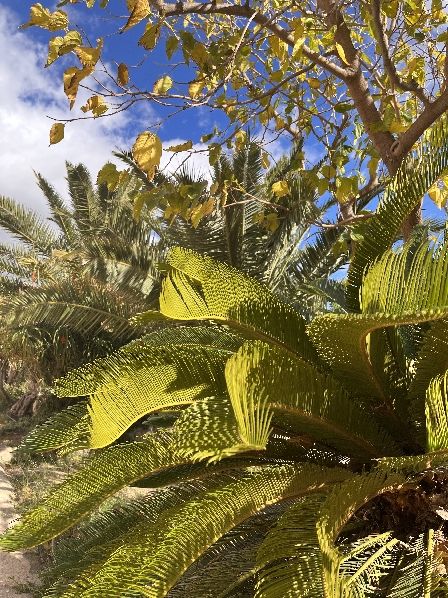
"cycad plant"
2,121,448,595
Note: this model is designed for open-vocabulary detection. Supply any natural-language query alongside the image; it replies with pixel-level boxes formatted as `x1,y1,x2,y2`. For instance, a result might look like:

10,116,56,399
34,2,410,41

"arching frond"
308,241,448,400
425,371,448,452
409,319,448,399
255,494,326,598
53,326,241,448
0,195,59,252
19,401,90,454
316,471,405,596
35,171,78,244
347,116,448,310
140,247,317,361
225,341,401,458
0,432,184,550
53,464,352,597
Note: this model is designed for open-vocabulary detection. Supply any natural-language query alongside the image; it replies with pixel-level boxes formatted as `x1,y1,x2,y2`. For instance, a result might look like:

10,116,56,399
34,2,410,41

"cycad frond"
148,247,317,360
317,471,405,596
255,494,325,598
51,464,351,597
347,116,448,310
0,432,183,550
54,326,241,447
308,241,448,399
409,319,448,399
225,341,400,458
425,371,448,452
19,402,90,454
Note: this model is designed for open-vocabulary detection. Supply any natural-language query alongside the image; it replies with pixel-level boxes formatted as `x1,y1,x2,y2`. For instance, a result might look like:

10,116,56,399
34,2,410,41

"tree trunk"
8,380,41,419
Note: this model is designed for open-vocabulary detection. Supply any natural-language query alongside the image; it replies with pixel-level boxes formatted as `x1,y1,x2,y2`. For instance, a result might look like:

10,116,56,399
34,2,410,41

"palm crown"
3,127,448,595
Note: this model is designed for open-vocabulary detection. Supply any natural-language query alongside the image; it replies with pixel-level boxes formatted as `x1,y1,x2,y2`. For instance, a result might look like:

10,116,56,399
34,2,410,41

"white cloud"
0,5,131,226
161,140,212,181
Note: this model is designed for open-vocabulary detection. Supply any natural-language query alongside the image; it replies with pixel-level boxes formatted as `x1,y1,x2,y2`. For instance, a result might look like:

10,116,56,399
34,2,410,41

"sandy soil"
0,446,38,597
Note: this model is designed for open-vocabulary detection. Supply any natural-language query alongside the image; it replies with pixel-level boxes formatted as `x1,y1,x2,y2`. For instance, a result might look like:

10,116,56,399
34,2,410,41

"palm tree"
2,120,448,595
0,141,353,396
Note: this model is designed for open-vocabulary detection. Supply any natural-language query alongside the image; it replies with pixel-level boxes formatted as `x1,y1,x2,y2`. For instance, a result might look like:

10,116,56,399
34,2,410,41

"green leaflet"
140,247,318,361
0,432,185,550
346,116,448,311
58,464,352,597
387,531,437,598
309,241,448,400
41,478,245,597
225,341,400,458
409,319,448,399
425,371,448,452
53,327,241,448
171,395,248,461
316,471,405,596
19,401,90,454
255,494,326,597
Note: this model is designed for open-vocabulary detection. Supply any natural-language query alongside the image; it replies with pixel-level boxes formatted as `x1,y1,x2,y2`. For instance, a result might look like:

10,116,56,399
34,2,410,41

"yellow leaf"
189,197,215,228
335,42,350,65
261,151,270,169
191,42,209,66
264,212,280,232
49,123,65,145
368,156,379,178
46,31,82,67
189,80,205,99
234,130,247,151
97,163,121,191
63,66,93,108
21,3,68,31
138,22,160,50
208,143,221,165
153,75,173,95
80,95,108,117
74,39,103,67
124,0,150,30
132,132,162,181
268,36,288,61
271,180,290,197
428,183,447,208
117,63,129,86
389,119,408,133
308,77,320,89
167,141,193,152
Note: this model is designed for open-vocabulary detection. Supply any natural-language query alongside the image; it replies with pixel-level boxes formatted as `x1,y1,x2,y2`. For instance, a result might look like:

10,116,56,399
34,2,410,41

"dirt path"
0,446,38,597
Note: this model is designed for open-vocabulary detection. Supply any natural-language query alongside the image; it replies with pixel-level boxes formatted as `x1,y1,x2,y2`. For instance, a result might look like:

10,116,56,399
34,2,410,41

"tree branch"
155,1,349,78
391,89,448,159
370,0,429,106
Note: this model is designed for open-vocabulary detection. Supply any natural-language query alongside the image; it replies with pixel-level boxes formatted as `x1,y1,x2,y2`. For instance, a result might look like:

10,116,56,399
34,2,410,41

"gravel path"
0,446,38,597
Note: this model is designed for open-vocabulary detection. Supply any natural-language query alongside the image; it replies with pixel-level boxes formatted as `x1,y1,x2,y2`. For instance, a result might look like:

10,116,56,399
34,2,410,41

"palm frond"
35,171,78,244
0,195,59,252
